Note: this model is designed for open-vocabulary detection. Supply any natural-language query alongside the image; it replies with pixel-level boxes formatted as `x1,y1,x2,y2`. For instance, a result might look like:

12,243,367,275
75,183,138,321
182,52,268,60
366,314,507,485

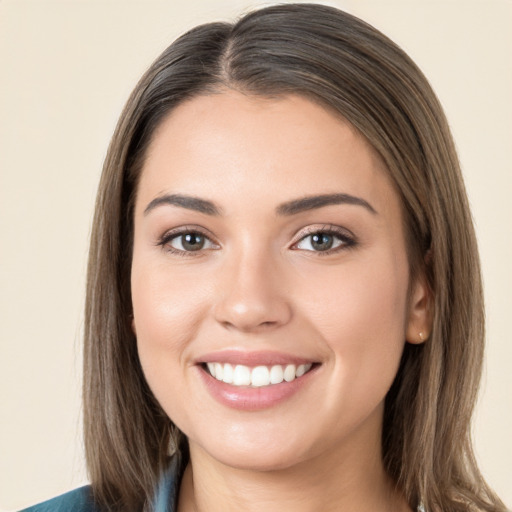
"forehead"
137,91,400,219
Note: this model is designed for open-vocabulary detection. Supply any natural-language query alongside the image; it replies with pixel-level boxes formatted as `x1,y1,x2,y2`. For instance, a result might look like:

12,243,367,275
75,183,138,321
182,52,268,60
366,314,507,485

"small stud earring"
419,332,425,342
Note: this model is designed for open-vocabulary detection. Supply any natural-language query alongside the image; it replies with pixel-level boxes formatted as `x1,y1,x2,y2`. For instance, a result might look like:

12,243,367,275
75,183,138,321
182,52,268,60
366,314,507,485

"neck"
177,415,411,512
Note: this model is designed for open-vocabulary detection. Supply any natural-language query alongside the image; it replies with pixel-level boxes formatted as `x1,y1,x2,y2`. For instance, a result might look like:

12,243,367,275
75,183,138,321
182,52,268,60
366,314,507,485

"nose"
213,249,292,333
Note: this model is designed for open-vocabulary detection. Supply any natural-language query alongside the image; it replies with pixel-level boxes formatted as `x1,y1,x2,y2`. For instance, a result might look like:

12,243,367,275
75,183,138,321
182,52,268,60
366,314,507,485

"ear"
405,274,432,344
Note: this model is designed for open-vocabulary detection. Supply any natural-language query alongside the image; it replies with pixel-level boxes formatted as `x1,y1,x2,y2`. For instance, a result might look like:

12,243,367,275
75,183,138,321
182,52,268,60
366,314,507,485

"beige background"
0,1,510,510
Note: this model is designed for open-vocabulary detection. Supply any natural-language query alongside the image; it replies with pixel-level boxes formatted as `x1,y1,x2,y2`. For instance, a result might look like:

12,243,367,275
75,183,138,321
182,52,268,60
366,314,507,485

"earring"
419,332,425,342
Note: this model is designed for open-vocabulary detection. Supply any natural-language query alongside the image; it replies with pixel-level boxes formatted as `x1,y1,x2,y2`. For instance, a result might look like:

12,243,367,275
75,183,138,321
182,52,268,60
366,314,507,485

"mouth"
202,362,316,388
196,350,321,410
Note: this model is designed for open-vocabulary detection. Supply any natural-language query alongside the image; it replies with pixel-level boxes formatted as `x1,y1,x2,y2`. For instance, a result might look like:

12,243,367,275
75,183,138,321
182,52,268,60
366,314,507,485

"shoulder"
18,485,99,512
18,455,184,512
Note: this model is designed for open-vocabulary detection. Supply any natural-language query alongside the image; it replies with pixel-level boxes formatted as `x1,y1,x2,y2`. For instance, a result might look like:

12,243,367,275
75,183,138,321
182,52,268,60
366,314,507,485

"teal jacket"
19,457,181,512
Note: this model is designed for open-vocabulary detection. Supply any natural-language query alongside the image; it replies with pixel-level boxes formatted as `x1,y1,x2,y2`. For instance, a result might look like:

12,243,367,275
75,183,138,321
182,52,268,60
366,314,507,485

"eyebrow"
276,193,377,216
144,194,221,216
143,192,377,217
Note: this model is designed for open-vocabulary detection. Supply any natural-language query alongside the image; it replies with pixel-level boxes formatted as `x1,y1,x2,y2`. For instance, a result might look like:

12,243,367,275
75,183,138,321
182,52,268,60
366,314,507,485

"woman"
20,3,508,512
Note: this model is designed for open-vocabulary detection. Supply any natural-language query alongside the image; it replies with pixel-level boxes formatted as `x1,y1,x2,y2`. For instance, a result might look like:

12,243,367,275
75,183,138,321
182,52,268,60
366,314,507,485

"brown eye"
294,230,355,253
180,233,205,251
167,232,215,252
310,233,334,251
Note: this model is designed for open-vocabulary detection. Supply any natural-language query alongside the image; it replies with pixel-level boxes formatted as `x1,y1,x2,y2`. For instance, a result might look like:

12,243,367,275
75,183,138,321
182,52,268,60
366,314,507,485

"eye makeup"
156,225,220,257
155,222,357,258
291,224,357,256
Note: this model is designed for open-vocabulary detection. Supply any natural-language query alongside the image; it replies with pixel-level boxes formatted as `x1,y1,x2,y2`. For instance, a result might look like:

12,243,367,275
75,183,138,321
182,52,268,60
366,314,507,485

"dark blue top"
19,457,181,512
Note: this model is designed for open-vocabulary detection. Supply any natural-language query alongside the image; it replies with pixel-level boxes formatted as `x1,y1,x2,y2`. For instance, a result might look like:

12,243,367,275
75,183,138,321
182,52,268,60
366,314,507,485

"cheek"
303,256,407,334
130,258,215,430
297,253,409,388
130,257,208,376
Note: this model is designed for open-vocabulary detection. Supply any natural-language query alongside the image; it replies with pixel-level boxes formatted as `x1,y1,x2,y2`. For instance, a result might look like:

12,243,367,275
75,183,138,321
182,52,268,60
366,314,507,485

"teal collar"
153,455,183,512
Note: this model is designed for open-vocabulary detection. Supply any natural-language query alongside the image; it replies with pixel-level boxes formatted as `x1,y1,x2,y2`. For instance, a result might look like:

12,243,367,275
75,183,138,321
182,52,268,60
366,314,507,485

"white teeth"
284,364,296,382
222,363,234,384
270,365,284,384
206,362,313,387
233,365,251,386
214,362,223,381
301,363,313,375
296,364,307,377
251,366,270,387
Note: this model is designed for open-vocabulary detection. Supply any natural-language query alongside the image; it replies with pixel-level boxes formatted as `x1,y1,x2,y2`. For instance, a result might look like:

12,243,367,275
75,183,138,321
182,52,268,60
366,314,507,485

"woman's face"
131,91,429,471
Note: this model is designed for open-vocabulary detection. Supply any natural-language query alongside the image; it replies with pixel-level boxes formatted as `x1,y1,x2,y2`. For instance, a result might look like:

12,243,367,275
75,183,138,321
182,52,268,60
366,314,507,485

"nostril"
219,318,280,333
213,279,293,332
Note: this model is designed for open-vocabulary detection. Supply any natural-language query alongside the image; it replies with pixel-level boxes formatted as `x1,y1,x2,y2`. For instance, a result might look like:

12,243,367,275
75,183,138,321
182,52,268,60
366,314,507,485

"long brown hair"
83,4,507,511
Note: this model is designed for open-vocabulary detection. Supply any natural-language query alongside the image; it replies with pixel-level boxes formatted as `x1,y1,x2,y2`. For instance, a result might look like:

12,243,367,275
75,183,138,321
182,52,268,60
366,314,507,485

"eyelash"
157,225,356,257
157,226,218,257
291,225,357,256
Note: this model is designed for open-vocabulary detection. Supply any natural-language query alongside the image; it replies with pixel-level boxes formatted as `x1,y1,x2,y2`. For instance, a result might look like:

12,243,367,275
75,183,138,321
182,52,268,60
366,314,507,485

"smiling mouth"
203,362,316,387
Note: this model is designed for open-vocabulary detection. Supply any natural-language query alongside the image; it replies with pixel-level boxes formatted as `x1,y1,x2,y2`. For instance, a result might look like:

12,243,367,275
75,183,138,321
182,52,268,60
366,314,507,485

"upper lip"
196,350,318,367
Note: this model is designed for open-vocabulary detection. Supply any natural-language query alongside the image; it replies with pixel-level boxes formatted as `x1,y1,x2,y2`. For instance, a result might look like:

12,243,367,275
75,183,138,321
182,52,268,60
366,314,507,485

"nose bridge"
214,242,291,332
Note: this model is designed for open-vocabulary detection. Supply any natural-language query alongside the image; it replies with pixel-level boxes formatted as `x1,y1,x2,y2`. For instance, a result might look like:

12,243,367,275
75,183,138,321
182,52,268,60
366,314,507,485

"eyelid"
290,224,357,253
155,223,356,256
157,225,220,254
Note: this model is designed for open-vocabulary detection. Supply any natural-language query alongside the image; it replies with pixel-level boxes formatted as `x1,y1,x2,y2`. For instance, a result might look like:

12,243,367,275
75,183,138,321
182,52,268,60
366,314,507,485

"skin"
131,90,430,512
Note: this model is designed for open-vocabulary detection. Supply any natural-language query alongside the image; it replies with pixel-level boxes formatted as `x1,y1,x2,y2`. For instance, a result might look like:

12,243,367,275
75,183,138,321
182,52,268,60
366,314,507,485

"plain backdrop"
1,1,511,510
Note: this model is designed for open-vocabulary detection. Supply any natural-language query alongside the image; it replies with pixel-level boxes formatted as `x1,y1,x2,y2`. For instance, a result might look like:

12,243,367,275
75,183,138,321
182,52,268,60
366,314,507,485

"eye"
159,229,218,254
293,228,355,253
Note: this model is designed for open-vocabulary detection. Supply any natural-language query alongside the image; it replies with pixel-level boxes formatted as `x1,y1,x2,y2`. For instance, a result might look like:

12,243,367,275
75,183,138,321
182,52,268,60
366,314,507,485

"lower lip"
197,365,318,411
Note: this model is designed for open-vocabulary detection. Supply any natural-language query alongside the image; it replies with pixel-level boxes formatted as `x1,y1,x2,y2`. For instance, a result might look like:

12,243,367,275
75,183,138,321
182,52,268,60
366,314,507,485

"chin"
187,421,320,472
201,444,309,472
